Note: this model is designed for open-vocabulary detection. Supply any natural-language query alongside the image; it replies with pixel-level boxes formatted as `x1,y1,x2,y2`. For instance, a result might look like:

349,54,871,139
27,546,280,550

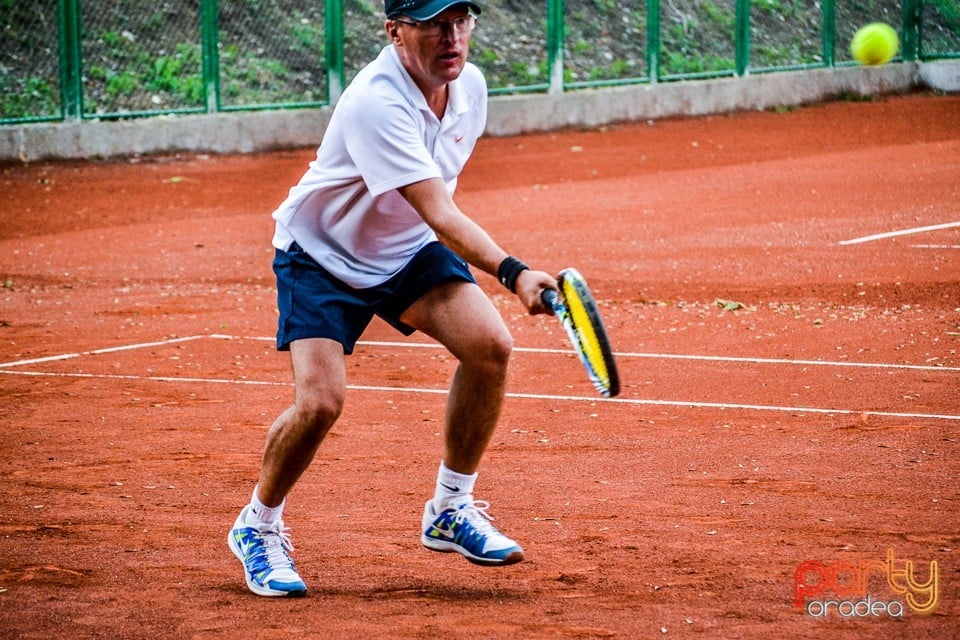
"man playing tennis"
228,0,557,597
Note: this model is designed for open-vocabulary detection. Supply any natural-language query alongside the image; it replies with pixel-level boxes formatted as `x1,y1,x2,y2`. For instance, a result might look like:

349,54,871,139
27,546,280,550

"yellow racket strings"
560,278,611,389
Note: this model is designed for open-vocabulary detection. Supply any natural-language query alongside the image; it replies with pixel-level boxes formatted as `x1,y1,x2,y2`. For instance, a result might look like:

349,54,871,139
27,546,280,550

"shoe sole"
228,528,308,597
422,536,525,567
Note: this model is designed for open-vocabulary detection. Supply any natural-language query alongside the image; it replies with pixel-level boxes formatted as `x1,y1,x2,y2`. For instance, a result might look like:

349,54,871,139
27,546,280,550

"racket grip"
541,288,558,307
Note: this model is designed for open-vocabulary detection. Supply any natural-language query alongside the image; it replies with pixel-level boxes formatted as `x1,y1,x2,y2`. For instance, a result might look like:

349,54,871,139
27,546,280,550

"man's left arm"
399,177,555,314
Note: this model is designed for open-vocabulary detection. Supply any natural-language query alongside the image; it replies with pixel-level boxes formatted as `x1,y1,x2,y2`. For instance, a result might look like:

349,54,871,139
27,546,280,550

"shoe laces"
254,519,296,568
451,500,498,536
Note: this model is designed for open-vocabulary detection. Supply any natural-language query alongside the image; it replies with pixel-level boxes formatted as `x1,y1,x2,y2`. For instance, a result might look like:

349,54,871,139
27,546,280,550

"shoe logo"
430,521,458,540
234,530,252,554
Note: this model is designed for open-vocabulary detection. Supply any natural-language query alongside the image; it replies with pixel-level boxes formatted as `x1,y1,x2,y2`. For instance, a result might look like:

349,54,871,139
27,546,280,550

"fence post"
325,0,345,103
901,0,920,61
200,0,221,113
57,0,82,120
647,0,660,82
547,0,564,94
735,0,750,75
822,0,835,66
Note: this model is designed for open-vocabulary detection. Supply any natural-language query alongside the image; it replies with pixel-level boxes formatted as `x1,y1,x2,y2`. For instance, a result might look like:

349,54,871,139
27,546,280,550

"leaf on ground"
715,298,752,312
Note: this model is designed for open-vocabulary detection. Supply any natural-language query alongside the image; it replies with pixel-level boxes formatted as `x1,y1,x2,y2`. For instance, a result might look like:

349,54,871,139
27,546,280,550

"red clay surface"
1,92,958,639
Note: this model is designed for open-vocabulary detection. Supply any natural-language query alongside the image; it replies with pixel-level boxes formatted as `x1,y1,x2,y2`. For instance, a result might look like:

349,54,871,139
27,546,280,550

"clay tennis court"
1,92,958,638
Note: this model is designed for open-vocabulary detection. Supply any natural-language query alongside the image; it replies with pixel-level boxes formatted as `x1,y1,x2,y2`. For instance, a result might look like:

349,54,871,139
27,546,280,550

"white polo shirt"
272,44,488,288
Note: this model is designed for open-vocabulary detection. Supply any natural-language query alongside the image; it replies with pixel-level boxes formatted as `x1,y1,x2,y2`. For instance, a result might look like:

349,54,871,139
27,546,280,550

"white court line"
3,335,957,420
354,340,959,373
0,369,289,386
0,335,208,368
5,334,955,374
910,244,960,249
2,368,959,422
839,221,960,246
608,350,959,372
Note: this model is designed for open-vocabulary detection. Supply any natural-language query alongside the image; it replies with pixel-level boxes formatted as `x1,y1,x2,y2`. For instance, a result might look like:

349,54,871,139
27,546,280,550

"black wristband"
497,256,529,294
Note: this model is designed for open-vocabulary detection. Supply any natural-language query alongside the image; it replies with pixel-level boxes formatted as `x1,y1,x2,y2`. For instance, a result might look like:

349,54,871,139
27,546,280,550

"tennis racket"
540,268,620,398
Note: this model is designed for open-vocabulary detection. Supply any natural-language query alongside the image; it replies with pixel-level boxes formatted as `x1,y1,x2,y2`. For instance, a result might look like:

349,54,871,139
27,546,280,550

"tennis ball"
850,22,899,66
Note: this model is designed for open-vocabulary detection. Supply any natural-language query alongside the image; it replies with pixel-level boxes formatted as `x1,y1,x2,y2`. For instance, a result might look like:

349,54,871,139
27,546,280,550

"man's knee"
294,389,344,439
467,328,513,371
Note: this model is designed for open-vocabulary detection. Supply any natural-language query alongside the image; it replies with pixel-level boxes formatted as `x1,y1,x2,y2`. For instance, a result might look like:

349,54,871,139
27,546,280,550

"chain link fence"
2,0,959,124
2,1,61,121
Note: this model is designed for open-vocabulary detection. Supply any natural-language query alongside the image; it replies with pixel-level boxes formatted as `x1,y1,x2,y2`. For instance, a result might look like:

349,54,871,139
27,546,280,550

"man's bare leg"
228,337,347,596
400,280,512,474
401,280,525,566
256,337,347,507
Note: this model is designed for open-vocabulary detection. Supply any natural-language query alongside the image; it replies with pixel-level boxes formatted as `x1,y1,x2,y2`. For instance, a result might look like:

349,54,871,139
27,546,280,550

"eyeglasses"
392,13,477,37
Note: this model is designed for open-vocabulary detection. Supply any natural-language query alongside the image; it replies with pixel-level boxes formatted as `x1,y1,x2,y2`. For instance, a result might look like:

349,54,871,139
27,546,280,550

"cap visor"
402,1,481,20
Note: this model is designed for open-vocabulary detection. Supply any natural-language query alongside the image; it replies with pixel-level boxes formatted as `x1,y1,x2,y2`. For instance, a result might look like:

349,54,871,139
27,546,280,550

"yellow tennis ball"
851,22,900,66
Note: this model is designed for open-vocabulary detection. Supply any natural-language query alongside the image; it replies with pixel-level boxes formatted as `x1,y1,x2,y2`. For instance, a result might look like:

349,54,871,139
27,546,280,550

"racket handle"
541,288,558,307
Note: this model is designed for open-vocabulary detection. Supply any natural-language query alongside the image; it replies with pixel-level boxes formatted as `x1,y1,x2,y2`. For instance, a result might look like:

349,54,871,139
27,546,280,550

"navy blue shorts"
273,241,476,354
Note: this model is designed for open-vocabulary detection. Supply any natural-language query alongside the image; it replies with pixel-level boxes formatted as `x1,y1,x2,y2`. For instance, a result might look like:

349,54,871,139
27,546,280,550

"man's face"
388,7,475,92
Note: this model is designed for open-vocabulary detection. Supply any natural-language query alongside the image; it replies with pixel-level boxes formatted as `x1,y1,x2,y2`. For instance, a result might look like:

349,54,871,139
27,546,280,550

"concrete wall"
1,61,956,163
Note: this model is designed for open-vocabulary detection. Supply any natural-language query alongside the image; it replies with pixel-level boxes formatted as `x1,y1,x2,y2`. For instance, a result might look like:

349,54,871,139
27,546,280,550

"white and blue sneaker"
421,499,525,566
228,506,307,597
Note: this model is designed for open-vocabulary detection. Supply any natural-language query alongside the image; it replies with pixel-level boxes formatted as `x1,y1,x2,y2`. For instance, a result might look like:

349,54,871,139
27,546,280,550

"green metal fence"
2,0,959,125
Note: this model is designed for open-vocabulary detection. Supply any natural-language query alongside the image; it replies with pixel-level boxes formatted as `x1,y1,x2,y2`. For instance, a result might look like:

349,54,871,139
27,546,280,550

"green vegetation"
0,0,957,122
591,0,617,11
930,0,959,23
659,0,730,76
83,38,204,113
146,45,203,101
923,0,960,55
0,76,58,119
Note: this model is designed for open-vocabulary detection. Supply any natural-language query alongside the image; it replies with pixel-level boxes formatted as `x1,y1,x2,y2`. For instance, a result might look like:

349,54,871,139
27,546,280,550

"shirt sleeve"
340,87,442,197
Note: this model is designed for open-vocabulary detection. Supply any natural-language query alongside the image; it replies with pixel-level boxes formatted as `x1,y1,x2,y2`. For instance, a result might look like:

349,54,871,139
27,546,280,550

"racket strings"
560,279,613,392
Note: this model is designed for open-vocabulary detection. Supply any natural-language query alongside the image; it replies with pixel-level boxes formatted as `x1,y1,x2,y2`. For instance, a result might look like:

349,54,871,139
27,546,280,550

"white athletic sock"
248,486,284,524
433,461,477,512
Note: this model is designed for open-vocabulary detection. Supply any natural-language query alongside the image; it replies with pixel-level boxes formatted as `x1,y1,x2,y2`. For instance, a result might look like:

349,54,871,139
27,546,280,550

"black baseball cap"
385,0,481,20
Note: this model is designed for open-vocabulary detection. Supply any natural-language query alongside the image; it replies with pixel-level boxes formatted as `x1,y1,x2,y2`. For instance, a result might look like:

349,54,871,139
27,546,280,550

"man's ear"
386,21,401,43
